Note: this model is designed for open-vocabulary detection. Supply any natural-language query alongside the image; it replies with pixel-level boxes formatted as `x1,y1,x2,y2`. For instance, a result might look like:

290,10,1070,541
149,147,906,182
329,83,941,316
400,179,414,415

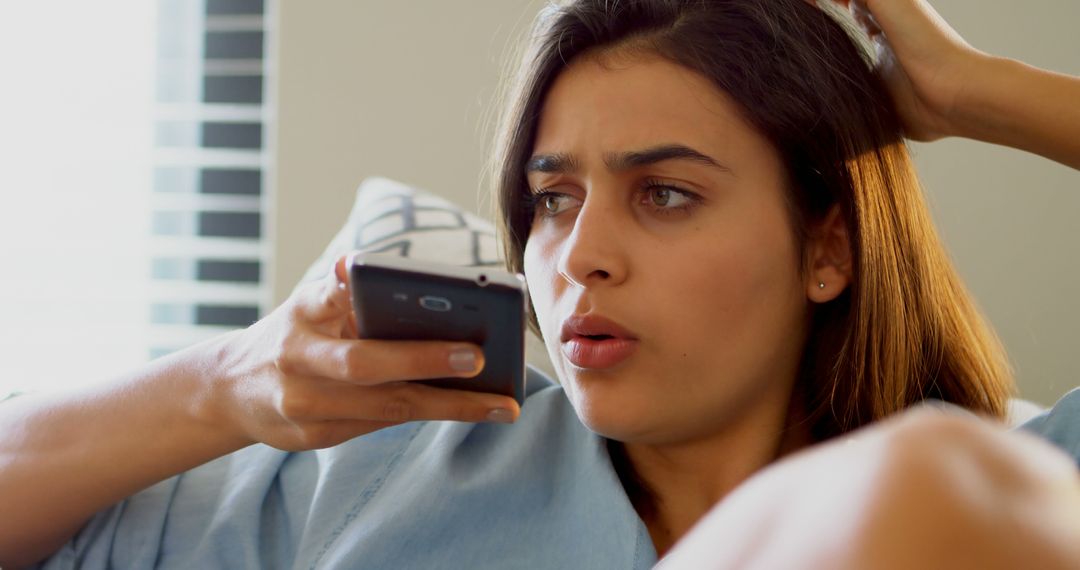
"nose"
556,192,628,289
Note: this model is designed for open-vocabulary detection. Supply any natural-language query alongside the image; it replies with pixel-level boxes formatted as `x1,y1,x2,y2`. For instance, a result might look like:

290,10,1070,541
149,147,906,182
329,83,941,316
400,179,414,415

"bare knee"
851,409,1080,569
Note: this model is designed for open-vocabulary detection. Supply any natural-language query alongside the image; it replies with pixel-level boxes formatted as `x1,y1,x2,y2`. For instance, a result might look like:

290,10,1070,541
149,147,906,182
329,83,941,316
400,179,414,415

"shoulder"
1015,387,1080,466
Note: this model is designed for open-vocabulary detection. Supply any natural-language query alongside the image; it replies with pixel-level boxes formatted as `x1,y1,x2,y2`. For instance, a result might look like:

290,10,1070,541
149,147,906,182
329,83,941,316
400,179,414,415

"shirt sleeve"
1016,387,1080,467
28,439,332,569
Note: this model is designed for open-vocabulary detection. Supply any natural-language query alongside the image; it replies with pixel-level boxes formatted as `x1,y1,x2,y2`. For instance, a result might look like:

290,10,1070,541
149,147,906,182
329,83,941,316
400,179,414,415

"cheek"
523,233,559,334
660,215,803,359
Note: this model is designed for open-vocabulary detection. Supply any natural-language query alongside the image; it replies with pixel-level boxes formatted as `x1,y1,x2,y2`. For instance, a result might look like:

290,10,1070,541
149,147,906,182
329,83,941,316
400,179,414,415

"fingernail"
486,408,515,424
449,348,478,373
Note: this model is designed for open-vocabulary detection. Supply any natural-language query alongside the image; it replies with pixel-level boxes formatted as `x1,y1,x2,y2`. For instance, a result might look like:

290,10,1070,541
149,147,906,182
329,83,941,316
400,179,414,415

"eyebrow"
525,144,733,175
525,152,580,174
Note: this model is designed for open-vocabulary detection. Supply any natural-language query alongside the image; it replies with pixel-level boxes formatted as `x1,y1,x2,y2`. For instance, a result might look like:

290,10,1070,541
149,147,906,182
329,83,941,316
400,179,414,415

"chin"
565,380,661,442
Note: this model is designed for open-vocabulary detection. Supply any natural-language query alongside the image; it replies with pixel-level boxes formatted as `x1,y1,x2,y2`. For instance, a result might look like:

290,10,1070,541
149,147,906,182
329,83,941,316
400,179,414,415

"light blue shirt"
32,370,1080,569
35,368,655,569
1018,387,1080,466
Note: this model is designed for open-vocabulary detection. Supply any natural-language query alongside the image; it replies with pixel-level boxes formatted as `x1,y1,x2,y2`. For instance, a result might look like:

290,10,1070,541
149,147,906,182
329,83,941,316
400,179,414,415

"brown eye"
530,191,572,218
650,188,671,207
638,180,701,217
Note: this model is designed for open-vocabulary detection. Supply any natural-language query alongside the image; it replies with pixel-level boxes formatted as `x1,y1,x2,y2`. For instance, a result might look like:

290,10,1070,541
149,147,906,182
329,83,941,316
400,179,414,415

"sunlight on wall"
0,2,155,395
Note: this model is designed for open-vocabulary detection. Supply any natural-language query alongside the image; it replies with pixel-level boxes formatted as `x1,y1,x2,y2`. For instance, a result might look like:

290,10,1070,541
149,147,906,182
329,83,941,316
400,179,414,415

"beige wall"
907,0,1080,406
275,1,1080,405
274,0,544,298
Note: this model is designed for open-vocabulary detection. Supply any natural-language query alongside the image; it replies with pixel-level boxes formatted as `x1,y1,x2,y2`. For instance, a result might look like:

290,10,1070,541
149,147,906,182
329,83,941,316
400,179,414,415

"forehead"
531,52,769,162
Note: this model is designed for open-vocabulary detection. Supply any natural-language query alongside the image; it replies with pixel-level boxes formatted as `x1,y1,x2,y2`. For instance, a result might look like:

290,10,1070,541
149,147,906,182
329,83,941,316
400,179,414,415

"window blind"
149,0,275,358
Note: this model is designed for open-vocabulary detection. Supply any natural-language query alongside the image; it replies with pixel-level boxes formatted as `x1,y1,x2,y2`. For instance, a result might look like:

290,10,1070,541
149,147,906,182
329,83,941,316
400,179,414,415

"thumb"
292,254,354,323
333,254,359,336
332,253,351,288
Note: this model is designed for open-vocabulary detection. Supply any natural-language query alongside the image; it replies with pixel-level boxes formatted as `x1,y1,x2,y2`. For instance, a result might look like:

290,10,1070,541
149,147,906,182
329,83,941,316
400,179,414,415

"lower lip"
561,337,639,369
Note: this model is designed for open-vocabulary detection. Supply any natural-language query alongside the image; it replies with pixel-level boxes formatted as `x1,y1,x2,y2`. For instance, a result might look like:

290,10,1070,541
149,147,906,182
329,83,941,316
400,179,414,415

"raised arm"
956,56,1080,170
823,0,1080,170
0,257,519,568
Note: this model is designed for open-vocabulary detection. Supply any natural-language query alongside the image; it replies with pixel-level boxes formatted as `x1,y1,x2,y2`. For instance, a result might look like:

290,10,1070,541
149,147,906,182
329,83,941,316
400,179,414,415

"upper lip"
560,313,638,343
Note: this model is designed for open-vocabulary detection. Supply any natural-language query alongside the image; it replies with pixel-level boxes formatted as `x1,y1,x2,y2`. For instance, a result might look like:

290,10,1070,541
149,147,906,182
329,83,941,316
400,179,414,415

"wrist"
947,54,1026,143
172,330,255,452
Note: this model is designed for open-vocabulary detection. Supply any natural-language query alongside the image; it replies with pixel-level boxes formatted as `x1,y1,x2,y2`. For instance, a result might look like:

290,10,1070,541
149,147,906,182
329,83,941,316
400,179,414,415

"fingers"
287,393,518,449
851,1,883,38
285,335,486,385
806,1,882,38
861,0,969,49
811,0,949,44
279,380,520,425
261,251,516,435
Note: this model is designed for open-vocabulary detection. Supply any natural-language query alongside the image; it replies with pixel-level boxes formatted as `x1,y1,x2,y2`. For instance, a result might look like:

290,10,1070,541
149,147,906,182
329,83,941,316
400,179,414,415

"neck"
615,387,812,557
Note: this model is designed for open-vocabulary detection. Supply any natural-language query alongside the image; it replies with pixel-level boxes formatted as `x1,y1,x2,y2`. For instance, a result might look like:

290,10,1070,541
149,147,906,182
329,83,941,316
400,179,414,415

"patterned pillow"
299,177,556,380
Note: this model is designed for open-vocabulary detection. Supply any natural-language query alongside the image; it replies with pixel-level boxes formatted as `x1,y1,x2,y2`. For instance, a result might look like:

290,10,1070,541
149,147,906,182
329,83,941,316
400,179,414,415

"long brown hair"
489,0,1013,438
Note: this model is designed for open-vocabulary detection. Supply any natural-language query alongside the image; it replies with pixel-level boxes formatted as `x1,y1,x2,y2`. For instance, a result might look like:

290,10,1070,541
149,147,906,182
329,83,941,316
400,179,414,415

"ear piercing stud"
818,282,826,289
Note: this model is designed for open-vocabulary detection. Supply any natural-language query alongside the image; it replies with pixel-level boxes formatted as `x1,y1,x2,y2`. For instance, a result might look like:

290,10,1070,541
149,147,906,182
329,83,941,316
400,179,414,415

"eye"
542,193,563,213
526,179,702,220
648,187,685,207
638,179,702,216
527,190,578,218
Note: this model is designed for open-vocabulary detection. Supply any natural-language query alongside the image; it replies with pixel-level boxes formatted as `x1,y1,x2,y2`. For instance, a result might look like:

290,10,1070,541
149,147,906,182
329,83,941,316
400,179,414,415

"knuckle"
296,424,335,450
278,393,312,420
318,284,338,312
874,411,1003,498
840,413,1055,558
275,383,316,420
285,289,310,318
886,409,982,461
273,351,296,376
273,336,302,375
341,344,373,382
379,396,417,423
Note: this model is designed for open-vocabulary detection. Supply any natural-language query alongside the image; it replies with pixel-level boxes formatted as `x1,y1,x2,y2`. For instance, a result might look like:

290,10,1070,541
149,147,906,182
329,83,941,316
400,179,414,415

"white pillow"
299,177,556,381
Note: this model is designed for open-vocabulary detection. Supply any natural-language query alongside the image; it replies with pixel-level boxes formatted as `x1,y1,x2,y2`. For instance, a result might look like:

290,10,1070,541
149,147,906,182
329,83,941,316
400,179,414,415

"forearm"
957,55,1080,170
0,261,514,567
0,333,250,568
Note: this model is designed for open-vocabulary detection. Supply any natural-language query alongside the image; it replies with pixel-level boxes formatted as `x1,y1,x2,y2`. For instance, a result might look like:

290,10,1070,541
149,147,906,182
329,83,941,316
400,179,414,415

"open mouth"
562,333,639,368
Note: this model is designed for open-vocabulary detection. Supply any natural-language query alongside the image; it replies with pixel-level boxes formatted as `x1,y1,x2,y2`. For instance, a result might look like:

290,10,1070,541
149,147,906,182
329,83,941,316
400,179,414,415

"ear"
806,205,852,303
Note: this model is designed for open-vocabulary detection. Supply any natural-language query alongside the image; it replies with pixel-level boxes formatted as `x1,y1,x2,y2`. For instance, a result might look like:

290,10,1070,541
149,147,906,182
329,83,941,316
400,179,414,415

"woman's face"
523,53,812,445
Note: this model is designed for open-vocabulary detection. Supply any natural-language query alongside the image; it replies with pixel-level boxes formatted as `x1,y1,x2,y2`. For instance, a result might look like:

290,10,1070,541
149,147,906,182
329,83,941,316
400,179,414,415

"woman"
2,0,1078,568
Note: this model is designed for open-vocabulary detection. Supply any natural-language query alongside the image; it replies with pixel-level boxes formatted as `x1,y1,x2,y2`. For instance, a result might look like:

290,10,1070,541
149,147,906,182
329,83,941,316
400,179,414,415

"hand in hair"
811,0,977,142
812,0,1080,170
